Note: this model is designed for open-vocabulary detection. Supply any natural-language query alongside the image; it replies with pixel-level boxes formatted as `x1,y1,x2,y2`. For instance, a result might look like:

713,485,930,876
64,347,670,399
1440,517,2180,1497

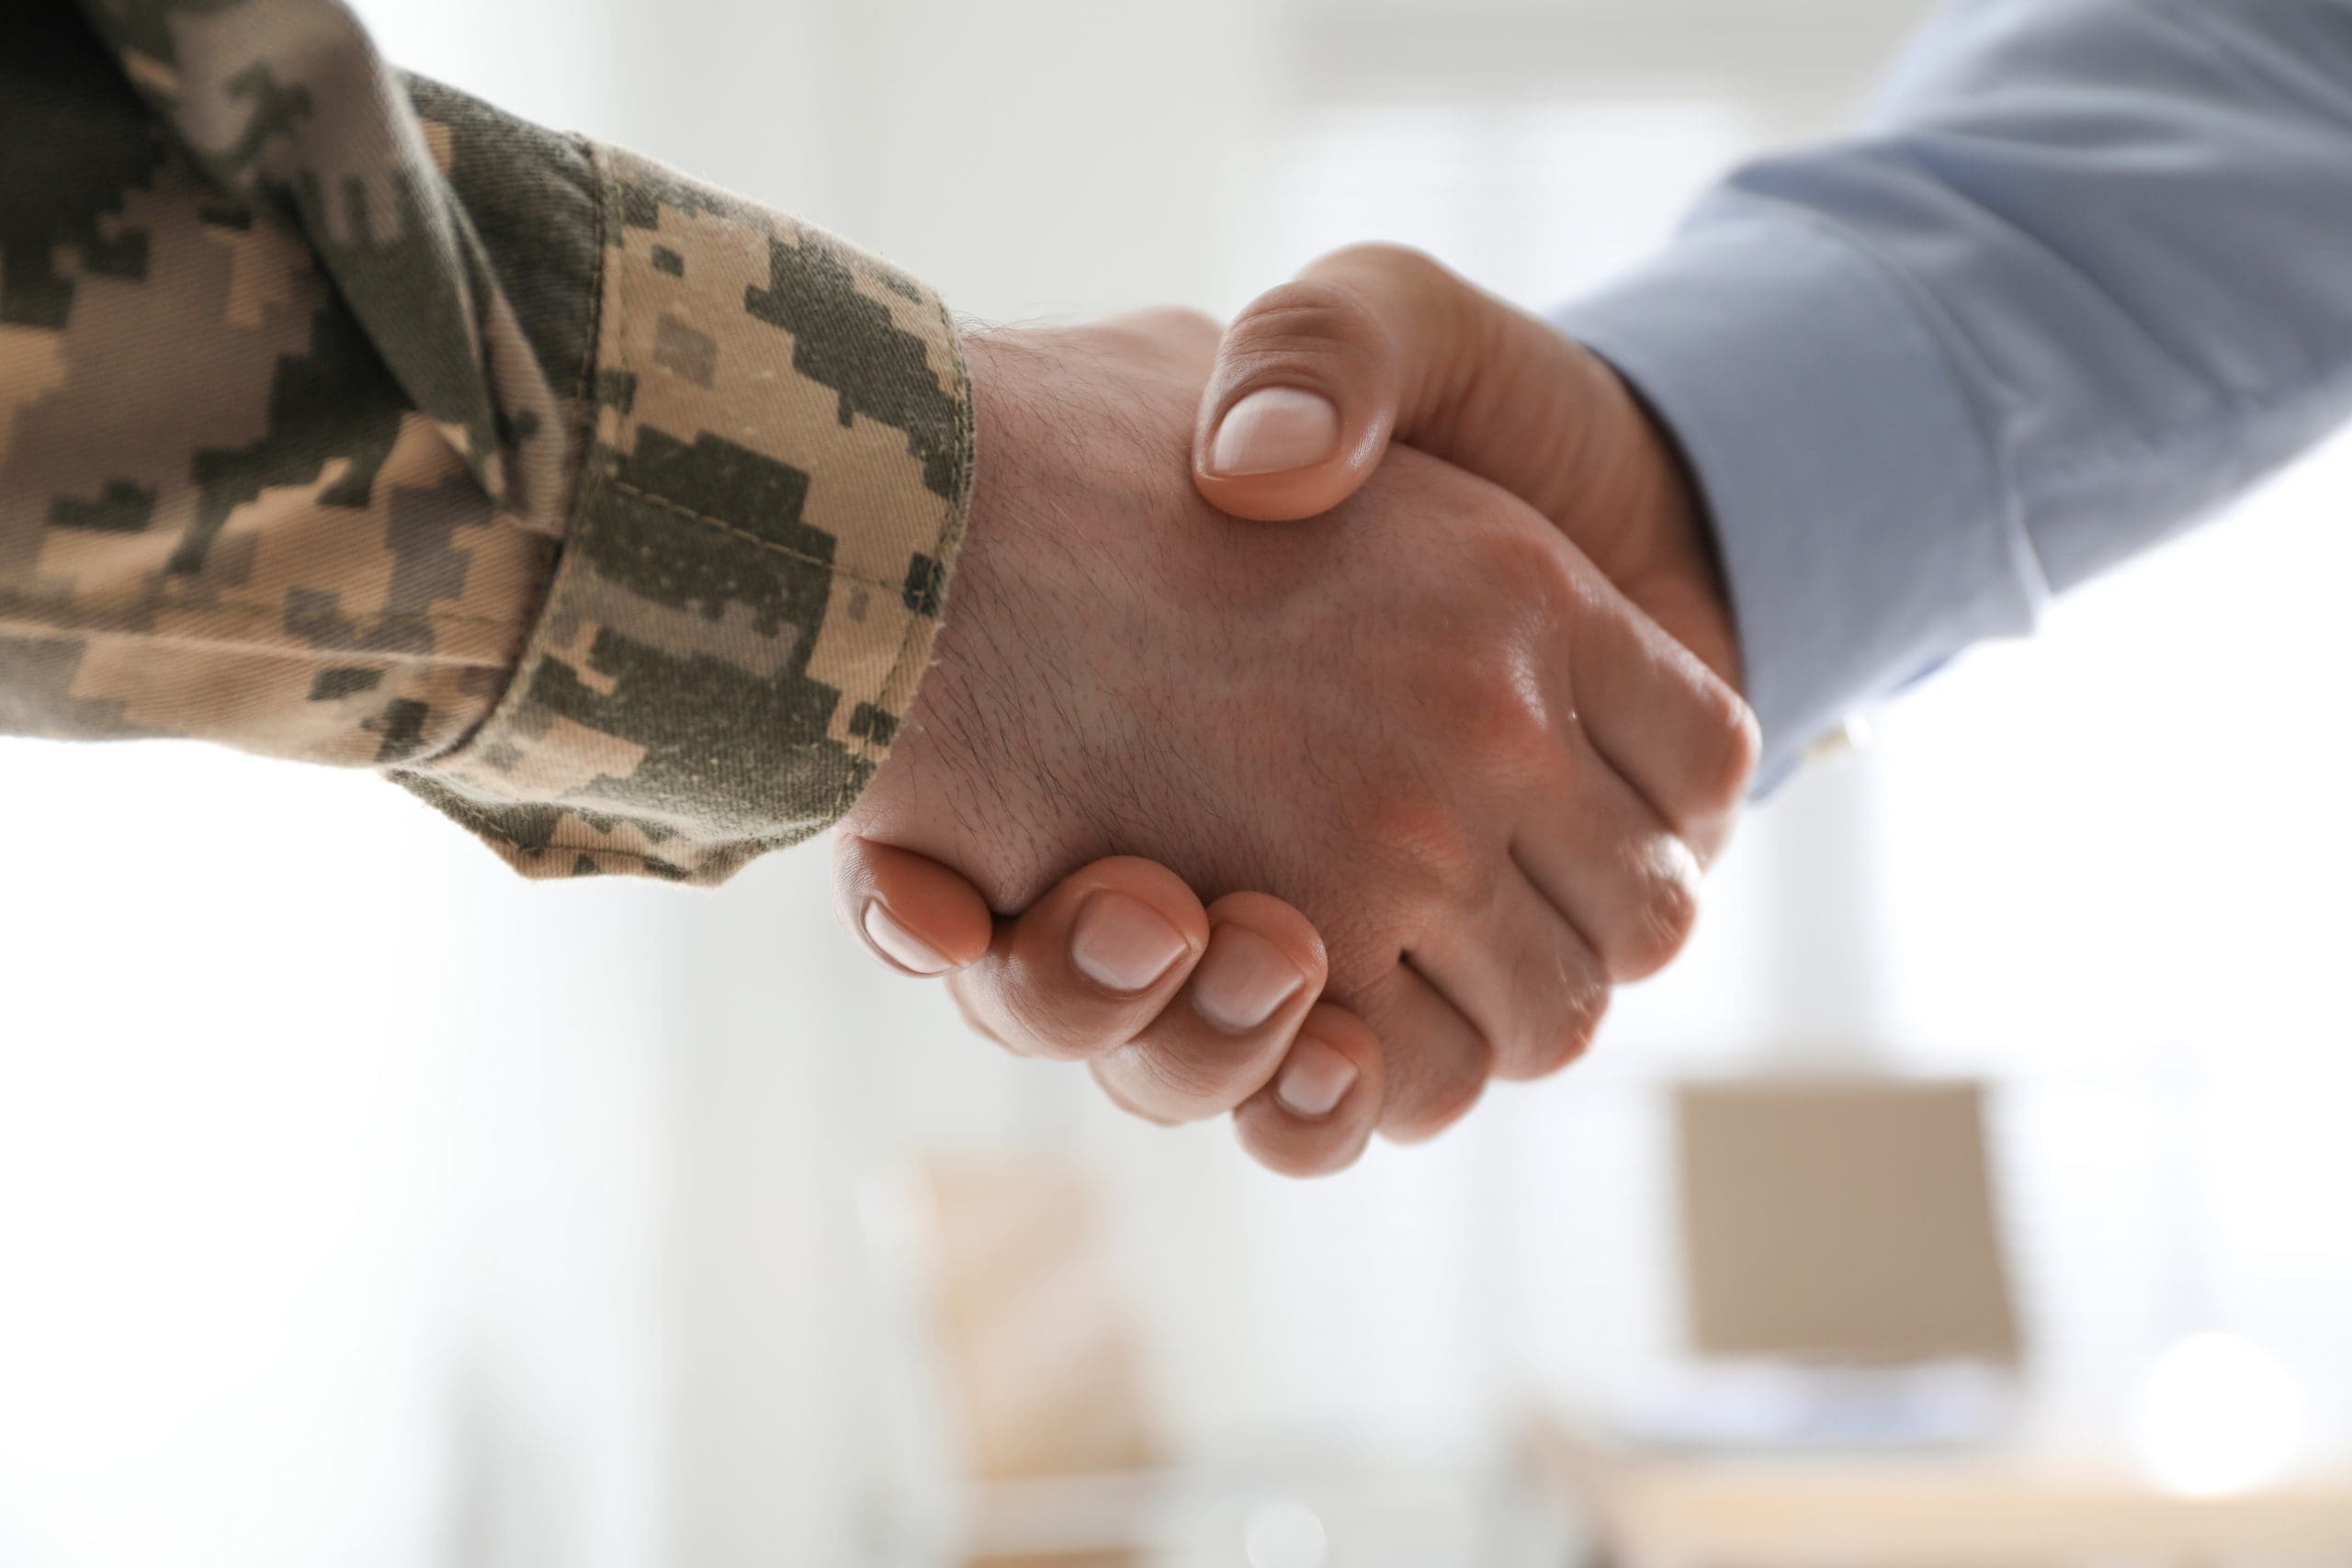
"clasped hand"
831,247,1758,1175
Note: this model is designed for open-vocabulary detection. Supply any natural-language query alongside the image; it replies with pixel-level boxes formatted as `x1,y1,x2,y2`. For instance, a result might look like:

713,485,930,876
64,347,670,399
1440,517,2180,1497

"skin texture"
835,299,1755,1173
1195,245,1742,705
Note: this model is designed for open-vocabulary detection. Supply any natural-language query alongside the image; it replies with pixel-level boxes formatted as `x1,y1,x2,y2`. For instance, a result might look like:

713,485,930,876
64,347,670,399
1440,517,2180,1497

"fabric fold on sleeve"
5,1,974,886
400,145,974,883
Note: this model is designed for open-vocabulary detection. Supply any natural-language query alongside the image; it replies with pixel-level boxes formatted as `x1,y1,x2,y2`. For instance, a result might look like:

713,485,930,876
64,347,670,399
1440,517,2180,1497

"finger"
1402,867,1610,1085
1090,892,1328,1125
947,857,1211,1062
1193,243,1604,524
1348,959,1491,1143
831,835,998,976
1567,572,1760,862
1233,1003,1386,1178
1512,750,1705,986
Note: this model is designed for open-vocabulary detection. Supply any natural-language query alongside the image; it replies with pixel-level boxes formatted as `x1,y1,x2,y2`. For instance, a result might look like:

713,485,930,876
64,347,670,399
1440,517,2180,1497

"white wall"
0,749,674,1568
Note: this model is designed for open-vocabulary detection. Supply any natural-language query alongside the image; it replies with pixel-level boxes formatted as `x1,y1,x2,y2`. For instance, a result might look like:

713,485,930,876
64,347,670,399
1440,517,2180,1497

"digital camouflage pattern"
1,0,975,882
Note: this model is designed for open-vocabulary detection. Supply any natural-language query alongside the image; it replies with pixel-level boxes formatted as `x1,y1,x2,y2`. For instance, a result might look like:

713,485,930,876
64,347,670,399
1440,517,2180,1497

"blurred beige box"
1532,1077,2352,1568
1678,1078,2018,1367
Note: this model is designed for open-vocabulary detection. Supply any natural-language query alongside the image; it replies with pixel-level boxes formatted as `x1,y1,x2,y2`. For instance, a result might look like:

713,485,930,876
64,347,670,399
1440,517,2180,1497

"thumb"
831,834,998,977
1193,243,1611,524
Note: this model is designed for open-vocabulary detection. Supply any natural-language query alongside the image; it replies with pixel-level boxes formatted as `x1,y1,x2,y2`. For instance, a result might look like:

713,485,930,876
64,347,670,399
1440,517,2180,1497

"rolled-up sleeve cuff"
1555,195,2048,783
401,145,975,884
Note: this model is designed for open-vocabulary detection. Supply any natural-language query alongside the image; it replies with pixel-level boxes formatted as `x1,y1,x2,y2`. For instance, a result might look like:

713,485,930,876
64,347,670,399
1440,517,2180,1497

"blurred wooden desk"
1526,1414,2352,1568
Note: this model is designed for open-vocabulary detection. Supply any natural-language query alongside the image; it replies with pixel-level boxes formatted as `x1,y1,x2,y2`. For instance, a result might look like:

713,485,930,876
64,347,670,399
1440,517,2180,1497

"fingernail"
1191,925,1306,1032
1276,1038,1359,1120
1070,892,1191,995
1208,386,1340,476
863,900,954,976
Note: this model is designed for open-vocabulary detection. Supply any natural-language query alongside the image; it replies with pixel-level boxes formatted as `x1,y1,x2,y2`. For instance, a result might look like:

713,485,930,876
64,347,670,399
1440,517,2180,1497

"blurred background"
6,0,2352,1563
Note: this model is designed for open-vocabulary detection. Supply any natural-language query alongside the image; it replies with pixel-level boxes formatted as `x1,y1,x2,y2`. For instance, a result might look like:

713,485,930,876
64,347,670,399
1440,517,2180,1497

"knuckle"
1320,240,1452,292
1387,1054,1490,1143
1125,1036,1265,1122
1609,847,1702,981
1090,1056,1182,1128
944,975,1015,1054
1473,524,1581,623
1694,683,1764,807
1363,804,1467,911
1347,785,1476,895
1320,243,1487,357
1000,981,1128,1063
1228,277,1385,366
1238,1112,1365,1179
1255,1144,1353,1180
1506,972,1611,1082
1645,862,1704,961
1557,979,1610,1068
1424,631,1555,771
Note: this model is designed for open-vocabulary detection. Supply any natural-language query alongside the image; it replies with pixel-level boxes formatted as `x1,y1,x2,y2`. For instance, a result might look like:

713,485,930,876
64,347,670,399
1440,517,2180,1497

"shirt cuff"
1554,196,2049,783
401,145,975,883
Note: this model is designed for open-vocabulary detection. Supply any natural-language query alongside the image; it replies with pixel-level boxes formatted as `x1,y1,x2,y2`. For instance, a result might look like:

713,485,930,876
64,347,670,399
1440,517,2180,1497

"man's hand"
832,301,1755,1173
1195,244,1742,707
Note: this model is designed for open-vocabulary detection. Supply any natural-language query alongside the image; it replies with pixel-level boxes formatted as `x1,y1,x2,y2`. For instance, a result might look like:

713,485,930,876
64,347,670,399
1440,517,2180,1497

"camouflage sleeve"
2,0,974,883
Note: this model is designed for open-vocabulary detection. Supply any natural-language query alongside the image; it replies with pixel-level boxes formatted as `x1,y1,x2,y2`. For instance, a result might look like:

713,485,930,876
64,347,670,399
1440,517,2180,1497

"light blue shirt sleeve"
1555,0,2352,778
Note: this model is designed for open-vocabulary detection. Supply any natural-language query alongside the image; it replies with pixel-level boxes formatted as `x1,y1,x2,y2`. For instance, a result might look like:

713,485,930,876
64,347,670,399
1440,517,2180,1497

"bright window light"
2134,1333,2304,1496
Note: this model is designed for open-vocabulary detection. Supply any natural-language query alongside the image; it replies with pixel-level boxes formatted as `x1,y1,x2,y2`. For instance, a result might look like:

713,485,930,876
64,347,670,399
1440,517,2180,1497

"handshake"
831,246,1759,1176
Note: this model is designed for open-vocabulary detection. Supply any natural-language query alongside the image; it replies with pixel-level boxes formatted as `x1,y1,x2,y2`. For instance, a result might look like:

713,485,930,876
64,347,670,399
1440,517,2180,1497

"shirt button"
1803,713,1874,766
